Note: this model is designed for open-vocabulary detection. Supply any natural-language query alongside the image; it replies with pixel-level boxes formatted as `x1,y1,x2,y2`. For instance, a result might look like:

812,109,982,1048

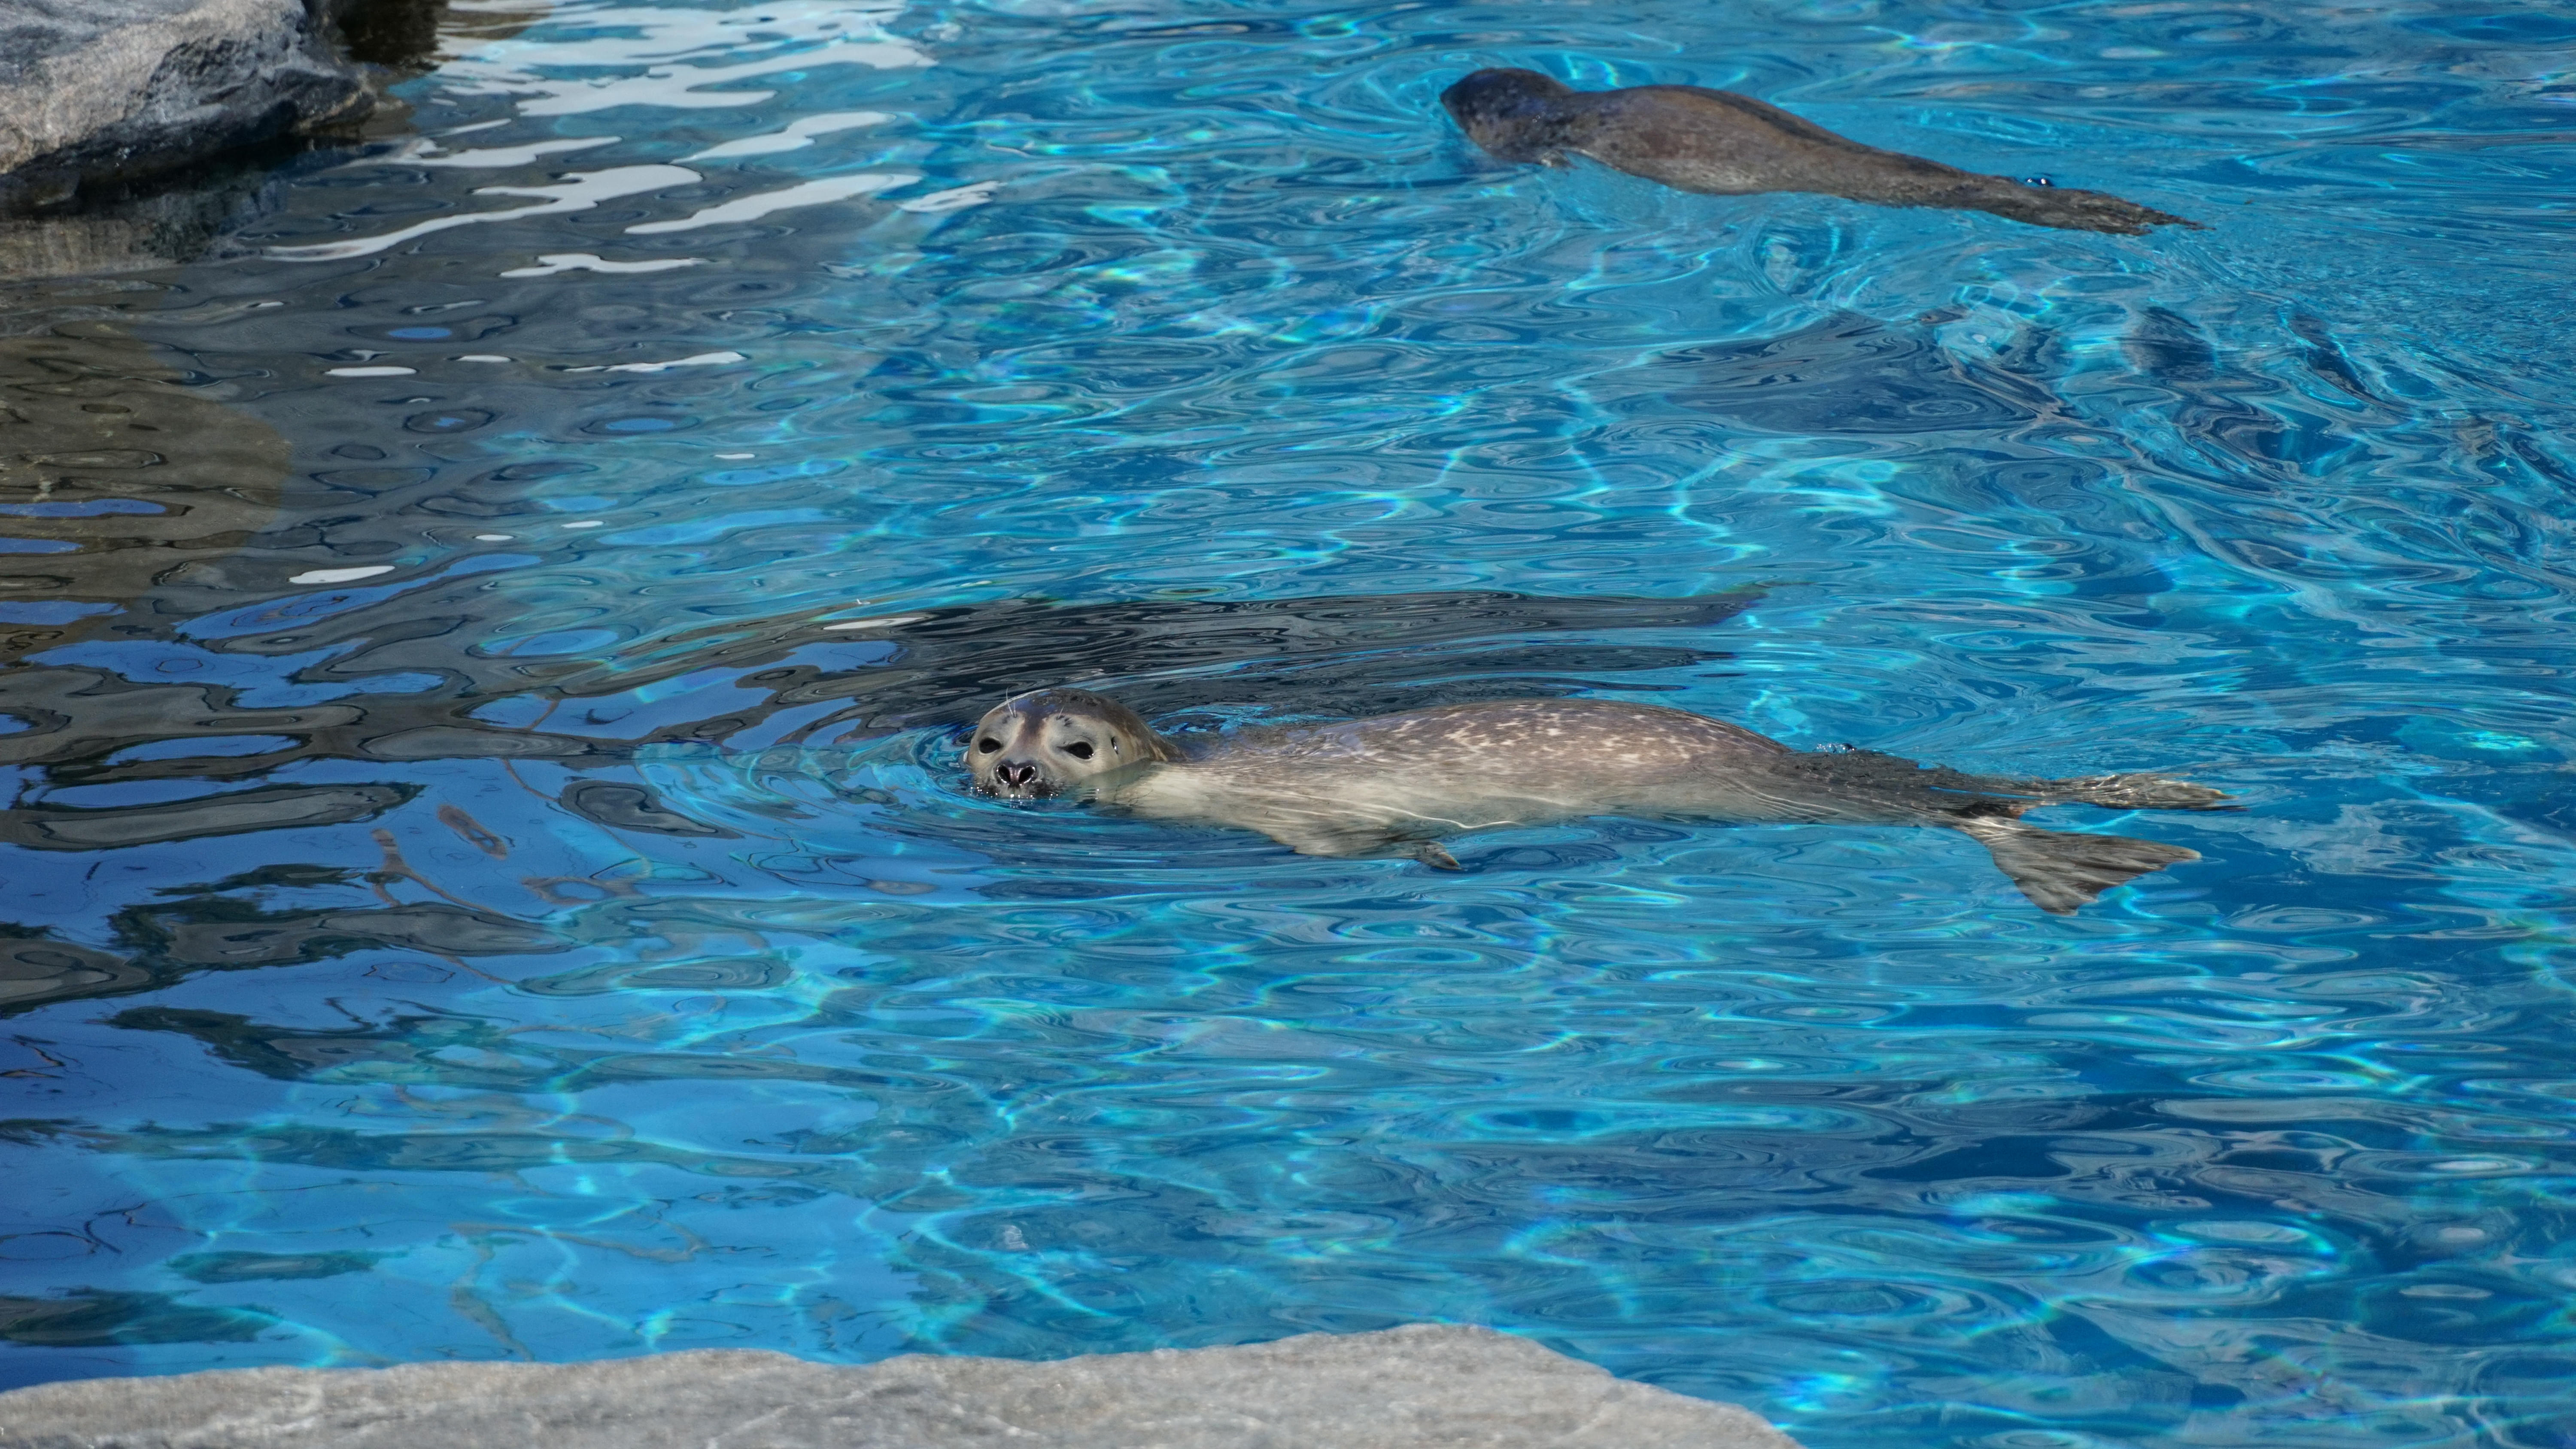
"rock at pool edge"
0,0,370,210
0,1323,1805,1448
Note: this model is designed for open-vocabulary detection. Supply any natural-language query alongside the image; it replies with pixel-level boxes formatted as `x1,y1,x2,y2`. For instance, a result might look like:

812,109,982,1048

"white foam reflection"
288,566,396,585
271,166,699,261
686,111,892,159
567,351,749,372
499,252,706,276
271,0,970,260
898,181,999,213
412,136,617,168
625,172,916,233
435,0,926,118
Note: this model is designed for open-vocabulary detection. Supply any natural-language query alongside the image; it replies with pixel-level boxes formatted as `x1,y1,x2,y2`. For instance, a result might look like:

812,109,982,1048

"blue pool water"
3,0,2574,1444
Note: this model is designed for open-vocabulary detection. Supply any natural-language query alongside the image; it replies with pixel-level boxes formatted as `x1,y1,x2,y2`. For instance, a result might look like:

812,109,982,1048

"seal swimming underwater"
1440,67,2199,236
967,688,2230,915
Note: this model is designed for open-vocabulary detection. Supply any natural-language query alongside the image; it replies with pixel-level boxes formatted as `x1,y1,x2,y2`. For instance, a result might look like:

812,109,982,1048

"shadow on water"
0,1291,274,1349
2123,306,2292,473
0,555,1765,1012
0,560,1763,791
1637,309,2063,436
714,586,1762,730
0,863,563,1015
328,0,455,74
0,332,291,645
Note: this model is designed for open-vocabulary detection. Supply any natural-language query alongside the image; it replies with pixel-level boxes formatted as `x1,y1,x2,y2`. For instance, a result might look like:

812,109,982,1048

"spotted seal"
1441,67,2199,236
966,688,2230,915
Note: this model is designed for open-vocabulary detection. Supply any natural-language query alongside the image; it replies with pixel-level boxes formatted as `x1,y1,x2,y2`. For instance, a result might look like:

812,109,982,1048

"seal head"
968,687,1179,798
1440,68,1581,164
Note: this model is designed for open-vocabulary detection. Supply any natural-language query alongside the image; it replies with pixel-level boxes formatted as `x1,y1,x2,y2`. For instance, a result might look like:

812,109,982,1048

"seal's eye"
977,738,1001,754
1064,741,1094,760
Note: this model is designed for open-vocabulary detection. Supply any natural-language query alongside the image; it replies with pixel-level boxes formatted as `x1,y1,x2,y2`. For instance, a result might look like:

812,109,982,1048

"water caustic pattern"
0,0,2572,1443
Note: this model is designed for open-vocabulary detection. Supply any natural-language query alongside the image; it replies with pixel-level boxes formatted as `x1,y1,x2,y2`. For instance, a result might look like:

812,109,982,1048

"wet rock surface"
0,1325,1802,1449
0,0,372,212
0,1,529,276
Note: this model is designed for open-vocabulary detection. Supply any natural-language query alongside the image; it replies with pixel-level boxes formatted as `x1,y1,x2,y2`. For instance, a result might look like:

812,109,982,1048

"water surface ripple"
1,0,2573,1446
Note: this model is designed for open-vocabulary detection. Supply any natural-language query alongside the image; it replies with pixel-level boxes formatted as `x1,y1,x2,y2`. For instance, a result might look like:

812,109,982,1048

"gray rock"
0,0,370,209
0,1325,1805,1449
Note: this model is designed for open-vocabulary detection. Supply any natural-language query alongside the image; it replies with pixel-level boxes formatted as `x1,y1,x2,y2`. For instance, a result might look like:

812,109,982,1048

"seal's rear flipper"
1957,819,2199,915
1789,748,2230,812
1963,179,2202,236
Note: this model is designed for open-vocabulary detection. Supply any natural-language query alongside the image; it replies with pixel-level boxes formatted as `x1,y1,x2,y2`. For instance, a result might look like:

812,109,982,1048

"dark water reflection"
1644,309,2060,437
1,573,1758,1009
2,577,1755,800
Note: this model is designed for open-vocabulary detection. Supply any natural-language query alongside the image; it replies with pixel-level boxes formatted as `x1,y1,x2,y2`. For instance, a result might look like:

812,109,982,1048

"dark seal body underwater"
1442,67,2198,236
967,689,2231,915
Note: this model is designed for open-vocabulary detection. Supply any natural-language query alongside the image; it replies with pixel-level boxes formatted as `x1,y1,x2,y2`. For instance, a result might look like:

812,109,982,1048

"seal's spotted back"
967,688,2230,915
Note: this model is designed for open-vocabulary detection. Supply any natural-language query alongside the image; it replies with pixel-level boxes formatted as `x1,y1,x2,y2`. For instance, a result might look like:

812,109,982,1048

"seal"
967,688,2230,915
1440,67,2199,236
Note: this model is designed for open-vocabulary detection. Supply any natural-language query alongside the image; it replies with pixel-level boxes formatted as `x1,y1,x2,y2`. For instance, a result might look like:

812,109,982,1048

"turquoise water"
4,0,2575,1443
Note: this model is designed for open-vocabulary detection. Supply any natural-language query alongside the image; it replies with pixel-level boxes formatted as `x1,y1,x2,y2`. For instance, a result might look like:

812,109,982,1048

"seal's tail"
1788,750,2233,815
2038,772,2233,811
1955,818,2199,915
1959,178,2202,236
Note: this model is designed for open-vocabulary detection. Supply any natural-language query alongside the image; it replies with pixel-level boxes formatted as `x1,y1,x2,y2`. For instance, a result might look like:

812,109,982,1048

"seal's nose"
994,760,1039,791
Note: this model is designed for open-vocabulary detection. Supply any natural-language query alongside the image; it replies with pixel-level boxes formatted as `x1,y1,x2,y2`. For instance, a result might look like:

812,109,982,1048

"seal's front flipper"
1261,822,1462,869
1956,819,2199,915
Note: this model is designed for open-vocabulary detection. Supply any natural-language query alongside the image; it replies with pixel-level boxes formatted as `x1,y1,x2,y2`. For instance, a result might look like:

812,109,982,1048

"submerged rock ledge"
0,1325,1803,1449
